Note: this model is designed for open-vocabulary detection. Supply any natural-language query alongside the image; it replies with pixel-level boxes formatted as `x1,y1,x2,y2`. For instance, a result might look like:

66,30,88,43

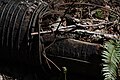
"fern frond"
102,40,120,80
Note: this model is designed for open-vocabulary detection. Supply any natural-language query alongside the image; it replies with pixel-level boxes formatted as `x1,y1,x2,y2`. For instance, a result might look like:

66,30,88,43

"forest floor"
0,0,120,80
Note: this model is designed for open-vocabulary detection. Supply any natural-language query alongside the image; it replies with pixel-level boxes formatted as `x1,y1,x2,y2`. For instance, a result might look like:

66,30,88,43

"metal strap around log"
0,0,12,46
11,4,28,50
27,3,43,48
1,1,15,47
31,2,49,64
17,7,29,50
0,0,11,23
26,3,44,64
0,0,49,66
0,0,9,17
27,1,48,64
6,1,21,47
11,4,22,49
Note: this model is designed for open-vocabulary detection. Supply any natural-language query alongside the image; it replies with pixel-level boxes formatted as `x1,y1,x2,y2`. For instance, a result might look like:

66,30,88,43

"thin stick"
31,20,119,39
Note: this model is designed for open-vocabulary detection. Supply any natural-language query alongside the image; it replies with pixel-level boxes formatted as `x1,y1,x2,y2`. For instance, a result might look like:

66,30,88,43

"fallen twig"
75,30,118,39
31,22,119,39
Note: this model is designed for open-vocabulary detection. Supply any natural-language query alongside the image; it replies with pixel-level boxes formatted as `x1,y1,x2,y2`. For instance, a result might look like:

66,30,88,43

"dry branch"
31,21,119,39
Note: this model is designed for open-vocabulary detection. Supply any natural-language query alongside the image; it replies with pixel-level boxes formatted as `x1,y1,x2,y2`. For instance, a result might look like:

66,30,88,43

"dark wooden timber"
46,39,102,62
46,38,102,73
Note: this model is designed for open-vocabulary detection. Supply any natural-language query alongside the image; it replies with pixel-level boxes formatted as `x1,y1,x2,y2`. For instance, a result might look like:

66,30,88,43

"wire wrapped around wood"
0,0,49,66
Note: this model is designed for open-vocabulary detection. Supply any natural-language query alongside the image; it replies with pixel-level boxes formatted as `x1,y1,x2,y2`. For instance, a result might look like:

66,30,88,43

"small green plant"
62,67,67,80
102,40,120,80
94,9,104,19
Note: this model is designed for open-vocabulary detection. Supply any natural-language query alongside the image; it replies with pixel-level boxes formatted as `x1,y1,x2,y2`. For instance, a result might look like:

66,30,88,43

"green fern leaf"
102,40,120,80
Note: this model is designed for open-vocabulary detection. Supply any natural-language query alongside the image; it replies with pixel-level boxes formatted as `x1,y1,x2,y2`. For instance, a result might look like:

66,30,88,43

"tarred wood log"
46,38,102,63
45,38,103,79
